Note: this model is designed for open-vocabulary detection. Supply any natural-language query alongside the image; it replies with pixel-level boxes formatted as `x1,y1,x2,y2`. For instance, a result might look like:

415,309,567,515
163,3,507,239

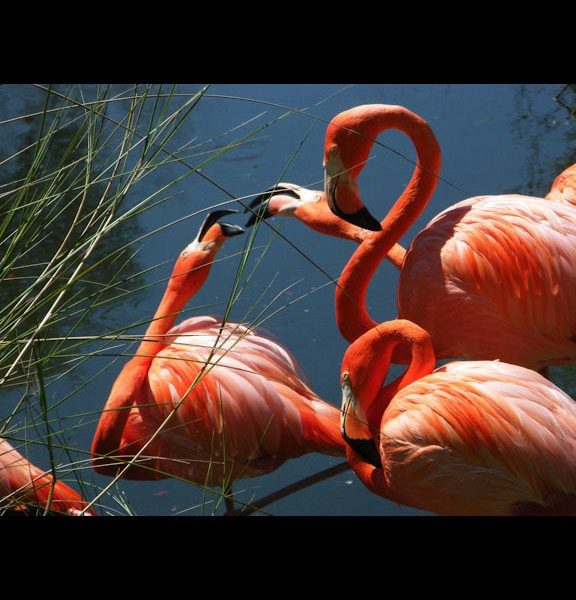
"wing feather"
379,360,576,515
398,196,576,366
121,315,342,483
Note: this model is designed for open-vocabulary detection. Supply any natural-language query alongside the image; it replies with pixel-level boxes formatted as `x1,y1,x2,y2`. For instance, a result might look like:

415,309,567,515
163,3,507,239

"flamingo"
323,104,576,372
546,162,576,206
1,437,94,516
339,317,576,516
90,210,346,511
245,182,407,269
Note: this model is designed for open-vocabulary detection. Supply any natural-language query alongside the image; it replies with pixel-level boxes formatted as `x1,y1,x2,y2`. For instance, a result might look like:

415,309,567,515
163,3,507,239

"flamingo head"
340,369,382,468
244,183,323,226
171,210,244,296
323,106,383,232
339,323,398,469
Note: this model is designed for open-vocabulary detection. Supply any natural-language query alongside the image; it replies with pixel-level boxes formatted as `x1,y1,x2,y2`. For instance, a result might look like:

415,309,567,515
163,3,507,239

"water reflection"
509,84,576,196
0,85,148,389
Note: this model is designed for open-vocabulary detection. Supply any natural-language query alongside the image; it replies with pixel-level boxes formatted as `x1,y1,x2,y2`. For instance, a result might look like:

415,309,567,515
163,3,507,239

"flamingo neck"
336,109,441,345
341,320,435,498
91,263,209,466
1,439,89,515
346,446,393,499
300,200,371,243
125,270,203,375
138,287,188,357
363,323,436,430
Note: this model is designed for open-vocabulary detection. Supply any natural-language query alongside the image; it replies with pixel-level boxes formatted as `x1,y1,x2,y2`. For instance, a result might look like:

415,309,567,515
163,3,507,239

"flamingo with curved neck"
325,104,576,372
340,318,576,515
91,210,346,509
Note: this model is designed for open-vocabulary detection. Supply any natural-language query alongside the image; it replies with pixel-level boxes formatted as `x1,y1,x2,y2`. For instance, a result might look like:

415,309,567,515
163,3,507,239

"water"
2,83,575,516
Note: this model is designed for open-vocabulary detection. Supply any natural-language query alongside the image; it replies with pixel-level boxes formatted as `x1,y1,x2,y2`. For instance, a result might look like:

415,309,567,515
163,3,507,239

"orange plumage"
90,211,345,498
340,319,576,516
546,162,576,206
397,194,576,369
0,437,93,516
323,104,576,372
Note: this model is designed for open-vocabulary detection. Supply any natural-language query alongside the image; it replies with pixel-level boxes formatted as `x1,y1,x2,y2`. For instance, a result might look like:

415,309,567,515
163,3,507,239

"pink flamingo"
1,437,93,516
91,210,346,510
246,160,576,268
323,104,576,373
340,317,576,515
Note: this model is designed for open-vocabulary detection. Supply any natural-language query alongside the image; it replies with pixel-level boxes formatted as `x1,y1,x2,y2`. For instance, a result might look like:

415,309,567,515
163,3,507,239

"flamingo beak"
324,154,381,232
244,184,302,227
197,209,242,241
340,372,381,468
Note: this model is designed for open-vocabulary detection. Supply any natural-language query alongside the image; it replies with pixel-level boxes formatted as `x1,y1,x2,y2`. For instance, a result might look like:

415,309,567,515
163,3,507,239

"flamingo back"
118,316,344,486
546,164,576,207
398,195,576,369
379,360,576,515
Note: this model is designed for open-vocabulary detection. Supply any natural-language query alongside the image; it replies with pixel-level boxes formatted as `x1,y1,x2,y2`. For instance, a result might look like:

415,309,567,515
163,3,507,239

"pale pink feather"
398,195,576,369
380,360,576,515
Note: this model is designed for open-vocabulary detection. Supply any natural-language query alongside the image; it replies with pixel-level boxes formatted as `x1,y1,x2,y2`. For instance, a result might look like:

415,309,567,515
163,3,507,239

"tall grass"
0,83,337,516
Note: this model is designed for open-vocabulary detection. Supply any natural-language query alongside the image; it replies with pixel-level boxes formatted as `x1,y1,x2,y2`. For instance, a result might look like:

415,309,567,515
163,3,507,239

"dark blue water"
2,83,575,516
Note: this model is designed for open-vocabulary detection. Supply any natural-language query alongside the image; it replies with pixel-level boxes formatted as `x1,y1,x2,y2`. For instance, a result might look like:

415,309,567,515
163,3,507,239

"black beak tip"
330,202,381,232
244,184,300,227
245,213,258,227
221,223,245,238
198,210,241,241
342,434,382,469
355,207,382,232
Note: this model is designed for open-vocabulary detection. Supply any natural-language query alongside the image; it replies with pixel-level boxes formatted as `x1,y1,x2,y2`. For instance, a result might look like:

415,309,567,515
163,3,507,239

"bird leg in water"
223,461,350,516
223,485,235,512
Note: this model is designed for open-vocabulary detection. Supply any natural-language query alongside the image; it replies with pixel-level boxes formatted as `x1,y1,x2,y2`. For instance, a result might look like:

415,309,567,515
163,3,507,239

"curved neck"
91,261,210,463
335,108,441,344
362,322,436,430
341,320,435,498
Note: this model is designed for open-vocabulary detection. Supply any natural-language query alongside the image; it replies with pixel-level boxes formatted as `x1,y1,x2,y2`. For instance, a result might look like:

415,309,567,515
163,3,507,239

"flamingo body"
398,194,576,369
546,163,576,206
376,361,576,515
341,320,576,516
118,315,344,485
0,438,93,516
91,211,345,493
